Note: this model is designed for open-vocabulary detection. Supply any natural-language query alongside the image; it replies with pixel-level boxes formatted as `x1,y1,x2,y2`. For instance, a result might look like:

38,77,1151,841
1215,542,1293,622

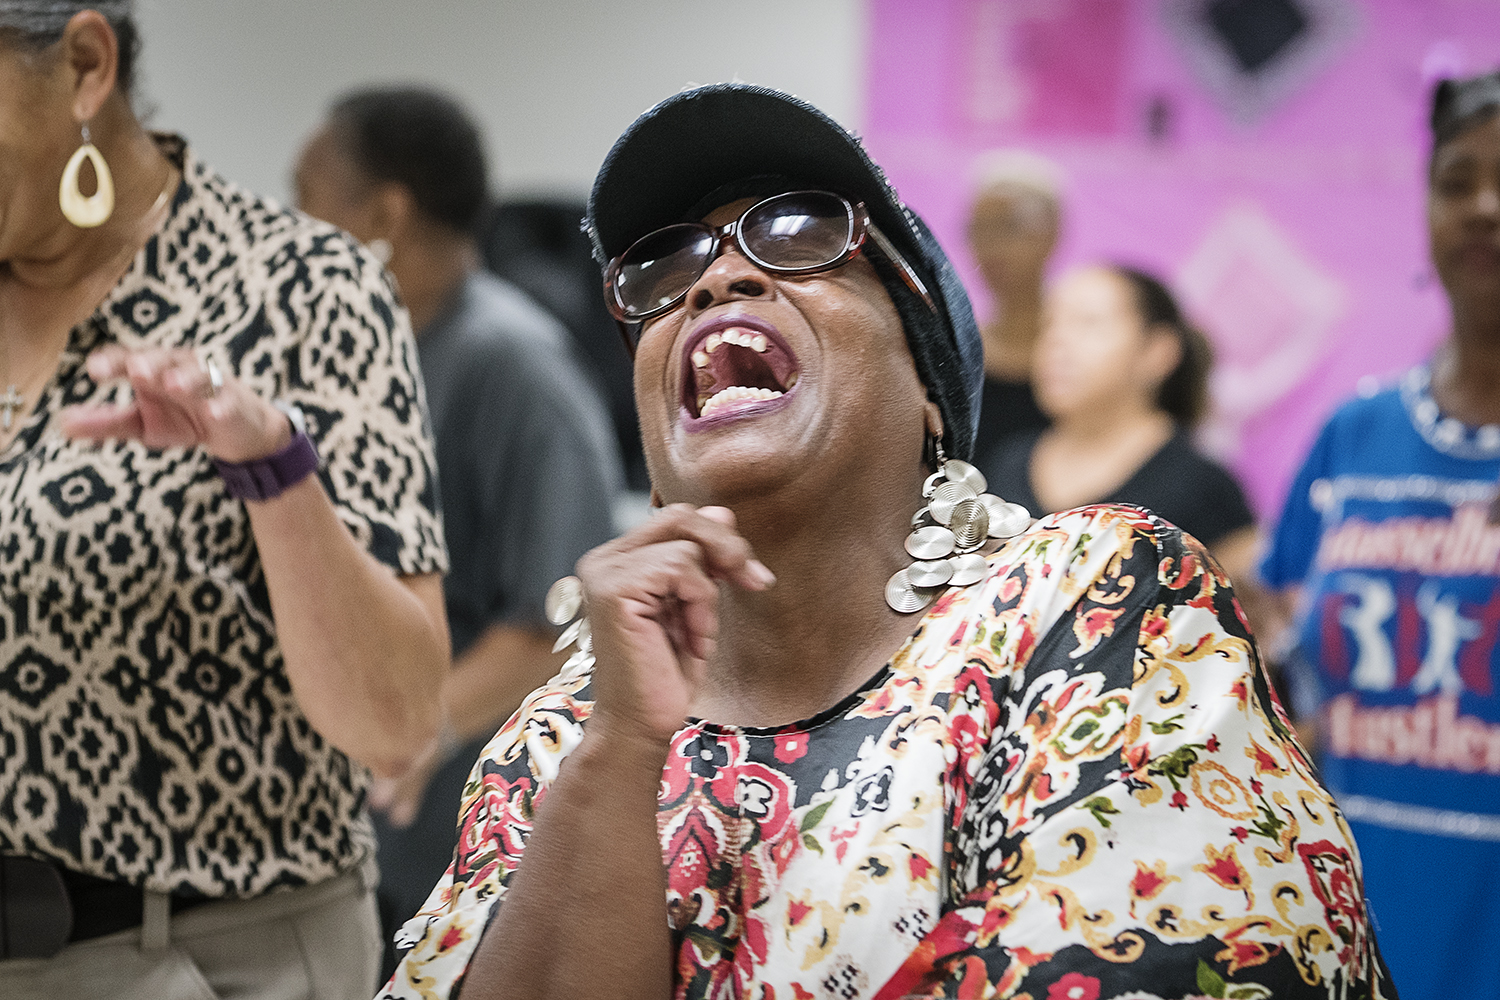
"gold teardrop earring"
59,123,115,228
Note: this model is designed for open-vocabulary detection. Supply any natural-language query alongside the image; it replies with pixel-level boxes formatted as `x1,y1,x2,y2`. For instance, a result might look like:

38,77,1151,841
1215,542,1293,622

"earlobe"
922,400,945,442
921,400,946,471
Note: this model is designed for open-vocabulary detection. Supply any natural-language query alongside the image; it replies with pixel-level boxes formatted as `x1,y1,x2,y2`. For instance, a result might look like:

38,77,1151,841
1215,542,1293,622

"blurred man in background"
482,199,650,499
965,150,1062,456
294,86,622,980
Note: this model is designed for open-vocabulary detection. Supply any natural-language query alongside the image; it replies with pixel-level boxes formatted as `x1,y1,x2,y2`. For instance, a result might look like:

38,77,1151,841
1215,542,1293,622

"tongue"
709,345,781,392
689,331,800,416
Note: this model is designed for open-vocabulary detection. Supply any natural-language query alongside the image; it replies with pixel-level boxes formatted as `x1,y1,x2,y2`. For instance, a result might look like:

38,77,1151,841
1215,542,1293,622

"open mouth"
681,318,801,422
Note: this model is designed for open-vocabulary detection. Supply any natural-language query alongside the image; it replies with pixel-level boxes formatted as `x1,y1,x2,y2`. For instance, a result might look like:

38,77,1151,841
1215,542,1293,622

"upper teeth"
696,329,768,364
699,385,784,416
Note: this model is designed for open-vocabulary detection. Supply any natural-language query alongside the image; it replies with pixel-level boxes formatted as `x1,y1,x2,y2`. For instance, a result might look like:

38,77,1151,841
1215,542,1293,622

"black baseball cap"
584,83,985,460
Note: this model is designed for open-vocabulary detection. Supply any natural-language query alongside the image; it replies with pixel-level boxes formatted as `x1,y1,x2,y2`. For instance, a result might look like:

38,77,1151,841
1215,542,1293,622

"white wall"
133,0,864,204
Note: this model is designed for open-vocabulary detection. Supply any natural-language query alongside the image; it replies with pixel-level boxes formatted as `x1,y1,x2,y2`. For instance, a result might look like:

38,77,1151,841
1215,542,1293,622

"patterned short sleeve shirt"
384,506,1394,1000
0,137,447,898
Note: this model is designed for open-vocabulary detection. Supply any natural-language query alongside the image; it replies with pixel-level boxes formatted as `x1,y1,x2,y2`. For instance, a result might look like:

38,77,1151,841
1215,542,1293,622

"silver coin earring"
884,438,1032,613
544,575,591,655
59,123,115,229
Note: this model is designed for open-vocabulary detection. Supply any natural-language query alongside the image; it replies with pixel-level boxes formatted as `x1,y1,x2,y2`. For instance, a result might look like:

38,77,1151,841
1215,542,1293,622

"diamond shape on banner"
1162,0,1360,123
1176,202,1345,460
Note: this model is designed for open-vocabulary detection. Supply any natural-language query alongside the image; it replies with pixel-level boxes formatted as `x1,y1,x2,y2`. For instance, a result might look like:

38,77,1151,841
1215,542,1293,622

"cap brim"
587,84,916,265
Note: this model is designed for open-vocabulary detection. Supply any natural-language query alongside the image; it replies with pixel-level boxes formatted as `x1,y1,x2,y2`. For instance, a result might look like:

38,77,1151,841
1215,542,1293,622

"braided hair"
0,1,140,94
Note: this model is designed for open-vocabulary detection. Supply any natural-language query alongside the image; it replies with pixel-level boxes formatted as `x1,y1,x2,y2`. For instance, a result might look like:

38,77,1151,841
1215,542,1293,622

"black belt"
0,855,211,960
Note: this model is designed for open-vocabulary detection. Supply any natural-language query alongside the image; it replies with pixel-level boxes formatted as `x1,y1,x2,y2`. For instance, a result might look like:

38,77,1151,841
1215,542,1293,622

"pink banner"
864,0,1500,518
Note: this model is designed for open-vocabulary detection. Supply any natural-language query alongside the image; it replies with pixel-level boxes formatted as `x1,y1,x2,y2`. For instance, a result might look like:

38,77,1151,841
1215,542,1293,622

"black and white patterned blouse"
0,136,447,898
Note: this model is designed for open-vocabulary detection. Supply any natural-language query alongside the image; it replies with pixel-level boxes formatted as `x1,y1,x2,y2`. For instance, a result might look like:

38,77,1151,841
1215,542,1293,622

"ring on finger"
202,357,223,398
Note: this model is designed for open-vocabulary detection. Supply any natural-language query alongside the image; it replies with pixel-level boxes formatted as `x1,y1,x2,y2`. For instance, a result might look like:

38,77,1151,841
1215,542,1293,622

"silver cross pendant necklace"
0,382,22,430
0,311,21,432
0,303,32,433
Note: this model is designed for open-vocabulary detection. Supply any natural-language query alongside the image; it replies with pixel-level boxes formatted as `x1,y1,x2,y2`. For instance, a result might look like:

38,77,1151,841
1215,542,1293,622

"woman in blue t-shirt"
1262,71,1500,1000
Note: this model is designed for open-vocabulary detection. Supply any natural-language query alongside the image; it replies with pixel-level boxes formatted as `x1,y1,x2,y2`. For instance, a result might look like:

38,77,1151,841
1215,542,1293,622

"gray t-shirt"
417,270,622,655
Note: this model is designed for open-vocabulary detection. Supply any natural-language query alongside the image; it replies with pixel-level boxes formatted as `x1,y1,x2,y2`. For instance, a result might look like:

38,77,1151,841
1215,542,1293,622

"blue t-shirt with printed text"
1262,366,1500,1000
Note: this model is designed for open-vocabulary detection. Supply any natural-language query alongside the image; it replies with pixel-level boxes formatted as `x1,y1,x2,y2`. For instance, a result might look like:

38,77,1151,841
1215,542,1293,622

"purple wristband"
214,430,319,501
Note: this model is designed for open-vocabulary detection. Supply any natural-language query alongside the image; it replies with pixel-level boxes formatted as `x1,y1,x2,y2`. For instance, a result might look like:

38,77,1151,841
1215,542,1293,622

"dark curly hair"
327,86,490,236
1107,265,1213,430
0,1,140,95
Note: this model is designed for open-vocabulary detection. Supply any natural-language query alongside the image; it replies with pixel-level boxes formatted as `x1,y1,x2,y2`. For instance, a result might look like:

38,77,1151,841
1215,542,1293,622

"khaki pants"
0,858,381,1000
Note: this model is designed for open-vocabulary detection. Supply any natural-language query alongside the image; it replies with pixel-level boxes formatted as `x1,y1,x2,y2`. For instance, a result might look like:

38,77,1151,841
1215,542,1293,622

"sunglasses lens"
741,192,854,270
615,224,716,318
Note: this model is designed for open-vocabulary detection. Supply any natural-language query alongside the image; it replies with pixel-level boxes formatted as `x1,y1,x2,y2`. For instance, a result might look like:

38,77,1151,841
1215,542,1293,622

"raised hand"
60,345,291,462
576,504,774,746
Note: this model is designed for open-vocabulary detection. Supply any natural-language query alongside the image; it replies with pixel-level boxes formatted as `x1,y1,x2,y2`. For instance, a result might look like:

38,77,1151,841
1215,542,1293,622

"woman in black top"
976,264,1257,576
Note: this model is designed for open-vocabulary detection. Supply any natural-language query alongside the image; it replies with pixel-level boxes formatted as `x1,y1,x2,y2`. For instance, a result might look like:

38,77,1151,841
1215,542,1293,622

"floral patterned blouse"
382,505,1396,1000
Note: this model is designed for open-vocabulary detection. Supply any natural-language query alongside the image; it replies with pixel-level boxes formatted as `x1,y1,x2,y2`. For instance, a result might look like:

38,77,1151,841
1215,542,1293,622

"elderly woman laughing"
381,85,1396,1000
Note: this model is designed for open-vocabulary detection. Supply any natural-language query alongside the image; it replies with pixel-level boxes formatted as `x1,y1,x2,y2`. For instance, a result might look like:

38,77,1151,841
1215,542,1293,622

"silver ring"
204,357,223,397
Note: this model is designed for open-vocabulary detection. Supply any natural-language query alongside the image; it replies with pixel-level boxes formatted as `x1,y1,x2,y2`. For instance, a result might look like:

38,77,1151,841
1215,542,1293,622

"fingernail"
699,506,735,525
748,560,776,587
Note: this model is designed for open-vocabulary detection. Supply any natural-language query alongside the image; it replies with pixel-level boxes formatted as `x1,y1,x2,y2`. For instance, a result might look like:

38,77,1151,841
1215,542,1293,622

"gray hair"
0,2,139,93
